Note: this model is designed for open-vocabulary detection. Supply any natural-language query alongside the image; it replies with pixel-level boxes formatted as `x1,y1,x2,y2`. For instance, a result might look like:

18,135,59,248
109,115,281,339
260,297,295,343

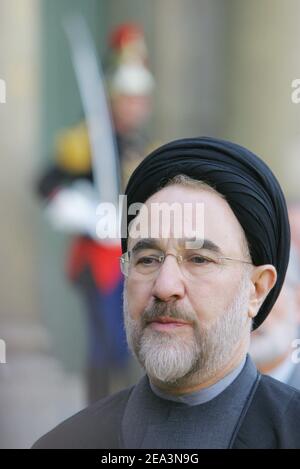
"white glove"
45,180,120,244
44,180,99,237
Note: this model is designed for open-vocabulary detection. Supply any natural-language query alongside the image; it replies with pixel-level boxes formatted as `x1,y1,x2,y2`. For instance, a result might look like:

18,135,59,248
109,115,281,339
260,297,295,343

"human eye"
137,255,159,266
186,253,215,265
132,251,161,268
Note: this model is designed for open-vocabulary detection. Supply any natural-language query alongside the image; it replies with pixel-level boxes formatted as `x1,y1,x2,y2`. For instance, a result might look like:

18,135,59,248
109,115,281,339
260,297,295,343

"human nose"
151,254,185,302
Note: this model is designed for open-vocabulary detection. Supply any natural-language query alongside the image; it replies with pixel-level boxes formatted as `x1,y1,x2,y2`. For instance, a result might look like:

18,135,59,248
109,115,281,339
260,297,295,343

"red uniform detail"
67,237,122,293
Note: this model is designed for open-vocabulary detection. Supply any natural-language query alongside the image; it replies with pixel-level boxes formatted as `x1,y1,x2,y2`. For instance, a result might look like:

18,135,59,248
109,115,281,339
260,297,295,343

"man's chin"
135,336,200,385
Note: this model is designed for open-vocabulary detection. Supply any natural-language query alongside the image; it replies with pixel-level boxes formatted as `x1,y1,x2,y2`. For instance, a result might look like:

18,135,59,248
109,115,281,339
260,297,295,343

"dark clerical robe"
33,356,300,449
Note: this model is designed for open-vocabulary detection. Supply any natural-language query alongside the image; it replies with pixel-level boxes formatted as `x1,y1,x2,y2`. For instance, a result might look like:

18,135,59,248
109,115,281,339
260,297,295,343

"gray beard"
123,273,251,389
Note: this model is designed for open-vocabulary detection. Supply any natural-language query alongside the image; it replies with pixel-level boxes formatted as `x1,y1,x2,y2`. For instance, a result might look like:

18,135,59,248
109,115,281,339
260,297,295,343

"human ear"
248,265,277,319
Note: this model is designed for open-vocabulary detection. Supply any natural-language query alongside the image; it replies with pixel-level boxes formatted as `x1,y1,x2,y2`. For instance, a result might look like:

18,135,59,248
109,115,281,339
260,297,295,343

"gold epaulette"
55,122,92,174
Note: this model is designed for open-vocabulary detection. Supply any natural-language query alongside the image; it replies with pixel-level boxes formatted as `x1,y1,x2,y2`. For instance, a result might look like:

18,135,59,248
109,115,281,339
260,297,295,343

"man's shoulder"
259,372,300,408
251,373,300,426
234,373,300,448
32,385,134,449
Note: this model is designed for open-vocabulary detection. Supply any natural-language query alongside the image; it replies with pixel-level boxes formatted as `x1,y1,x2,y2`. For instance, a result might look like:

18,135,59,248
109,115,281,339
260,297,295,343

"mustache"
141,300,197,329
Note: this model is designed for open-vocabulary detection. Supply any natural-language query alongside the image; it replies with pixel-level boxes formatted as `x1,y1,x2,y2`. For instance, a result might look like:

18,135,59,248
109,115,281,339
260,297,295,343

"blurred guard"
37,23,154,403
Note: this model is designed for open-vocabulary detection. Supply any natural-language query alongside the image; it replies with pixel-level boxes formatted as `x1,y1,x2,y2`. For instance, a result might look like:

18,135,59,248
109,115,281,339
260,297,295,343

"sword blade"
63,14,120,206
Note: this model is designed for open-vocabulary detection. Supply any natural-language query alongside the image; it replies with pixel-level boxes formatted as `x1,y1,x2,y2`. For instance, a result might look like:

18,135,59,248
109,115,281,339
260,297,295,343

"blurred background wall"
0,0,300,448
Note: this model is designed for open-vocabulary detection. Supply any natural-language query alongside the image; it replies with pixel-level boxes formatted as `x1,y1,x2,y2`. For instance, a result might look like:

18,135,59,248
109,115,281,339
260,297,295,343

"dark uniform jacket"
33,358,300,449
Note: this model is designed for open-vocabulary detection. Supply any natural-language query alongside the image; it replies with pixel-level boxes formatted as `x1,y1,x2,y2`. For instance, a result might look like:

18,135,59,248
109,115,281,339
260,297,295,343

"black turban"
122,136,290,329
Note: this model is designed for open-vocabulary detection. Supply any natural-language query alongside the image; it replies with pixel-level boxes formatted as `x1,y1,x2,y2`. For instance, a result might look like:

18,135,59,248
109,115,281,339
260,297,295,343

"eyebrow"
130,238,223,255
131,239,161,254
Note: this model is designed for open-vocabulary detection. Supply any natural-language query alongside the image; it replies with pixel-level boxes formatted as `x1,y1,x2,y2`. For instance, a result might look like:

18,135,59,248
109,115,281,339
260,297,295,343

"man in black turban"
33,137,300,449
122,136,290,329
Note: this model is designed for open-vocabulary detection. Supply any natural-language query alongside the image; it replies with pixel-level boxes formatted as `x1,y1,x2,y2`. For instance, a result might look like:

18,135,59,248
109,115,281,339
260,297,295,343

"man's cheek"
127,283,151,316
126,292,145,321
